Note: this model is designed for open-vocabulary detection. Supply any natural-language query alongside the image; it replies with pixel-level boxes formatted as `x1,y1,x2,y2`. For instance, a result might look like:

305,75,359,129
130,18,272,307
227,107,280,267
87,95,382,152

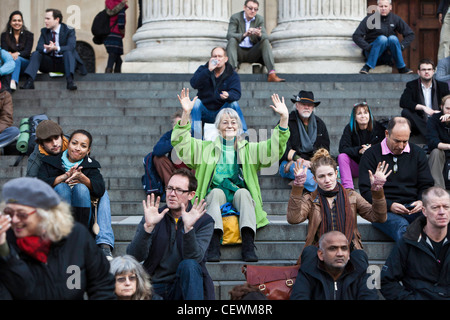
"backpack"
13,114,49,166
142,152,165,201
91,9,117,45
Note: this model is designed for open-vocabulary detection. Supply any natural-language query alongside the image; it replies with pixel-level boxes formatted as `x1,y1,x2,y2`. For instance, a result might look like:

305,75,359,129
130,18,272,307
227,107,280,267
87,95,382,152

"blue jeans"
364,35,406,69
191,99,248,137
11,57,30,83
54,183,115,248
0,126,20,148
279,160,317,192
152,259,204,300
372,211,423,242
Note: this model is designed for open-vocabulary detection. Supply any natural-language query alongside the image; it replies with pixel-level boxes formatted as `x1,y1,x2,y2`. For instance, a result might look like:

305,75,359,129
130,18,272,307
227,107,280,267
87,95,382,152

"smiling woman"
37,129,106,232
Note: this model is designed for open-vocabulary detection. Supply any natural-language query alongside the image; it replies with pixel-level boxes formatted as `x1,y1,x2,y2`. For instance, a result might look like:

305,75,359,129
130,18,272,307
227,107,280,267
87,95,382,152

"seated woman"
110,255,162,300
337,102,385,189
38,129,105,234
172,88,290,262
0,11,33,91
287,148,389,252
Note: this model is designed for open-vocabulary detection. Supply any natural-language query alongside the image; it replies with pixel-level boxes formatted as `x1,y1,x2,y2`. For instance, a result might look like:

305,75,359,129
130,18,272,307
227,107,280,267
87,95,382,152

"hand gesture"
293,159,307,187
270,94,288,117
181,197,207,233
66,164,84,184
142,193,169,233
369,161,392,190
177,88,197,115
0,214,12,246
440,114,450,122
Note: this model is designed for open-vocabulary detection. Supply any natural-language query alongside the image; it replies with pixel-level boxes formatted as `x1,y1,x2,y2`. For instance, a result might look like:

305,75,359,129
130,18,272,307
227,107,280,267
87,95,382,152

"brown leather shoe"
267,72,285,82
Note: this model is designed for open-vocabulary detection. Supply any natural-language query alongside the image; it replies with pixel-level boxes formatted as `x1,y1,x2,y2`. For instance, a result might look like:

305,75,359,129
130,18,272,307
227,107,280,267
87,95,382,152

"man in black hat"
279,90,330,191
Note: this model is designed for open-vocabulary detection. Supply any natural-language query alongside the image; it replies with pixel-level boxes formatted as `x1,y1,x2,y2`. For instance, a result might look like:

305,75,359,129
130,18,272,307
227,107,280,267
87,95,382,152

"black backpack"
91,9,117,45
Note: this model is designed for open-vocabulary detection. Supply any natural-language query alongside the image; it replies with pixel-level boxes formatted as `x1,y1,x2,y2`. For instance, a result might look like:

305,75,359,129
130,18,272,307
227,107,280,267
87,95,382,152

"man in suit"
226,0,284,82
21,8,78,90
400,58,450,138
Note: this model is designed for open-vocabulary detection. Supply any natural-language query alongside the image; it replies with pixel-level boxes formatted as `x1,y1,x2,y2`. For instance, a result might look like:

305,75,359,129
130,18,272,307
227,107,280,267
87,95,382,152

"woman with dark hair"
287,148,389,253
337,102,385,190
38,130,106,232
1,10,34,91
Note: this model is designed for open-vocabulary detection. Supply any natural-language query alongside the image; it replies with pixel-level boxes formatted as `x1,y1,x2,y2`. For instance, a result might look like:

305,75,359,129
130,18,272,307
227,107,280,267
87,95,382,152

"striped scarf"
317,182,354,245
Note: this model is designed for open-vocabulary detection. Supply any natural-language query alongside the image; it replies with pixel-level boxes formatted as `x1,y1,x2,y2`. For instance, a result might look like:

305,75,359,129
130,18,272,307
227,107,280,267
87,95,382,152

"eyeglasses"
166,186,191,196
116,275,137,283
246,6,259,11
393,157,398,173
354,101,368,107
3,207,36,220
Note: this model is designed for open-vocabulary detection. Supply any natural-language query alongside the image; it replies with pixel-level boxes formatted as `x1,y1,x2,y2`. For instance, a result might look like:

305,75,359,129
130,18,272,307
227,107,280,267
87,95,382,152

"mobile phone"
404,203,415,210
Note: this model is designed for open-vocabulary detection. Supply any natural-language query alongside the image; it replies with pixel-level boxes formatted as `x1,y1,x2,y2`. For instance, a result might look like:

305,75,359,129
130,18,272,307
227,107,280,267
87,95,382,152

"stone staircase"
0,72,417,299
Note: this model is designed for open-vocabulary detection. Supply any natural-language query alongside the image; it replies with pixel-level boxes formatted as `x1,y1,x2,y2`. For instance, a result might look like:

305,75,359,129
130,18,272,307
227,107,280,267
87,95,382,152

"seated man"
0,47,19,149
226,0,284,82
290,231,378,300
381,186,450,300
358,117,434,242
279,90,330,192
352,0,414,74
26,120,115,260
127,168,215,300
400,58,450,138
21,8,79,90
190,46,247,137
427,94,450,189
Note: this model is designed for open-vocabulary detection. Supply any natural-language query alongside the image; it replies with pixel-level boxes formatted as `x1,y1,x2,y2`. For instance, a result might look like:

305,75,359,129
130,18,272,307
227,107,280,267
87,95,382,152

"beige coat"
287,186,387,253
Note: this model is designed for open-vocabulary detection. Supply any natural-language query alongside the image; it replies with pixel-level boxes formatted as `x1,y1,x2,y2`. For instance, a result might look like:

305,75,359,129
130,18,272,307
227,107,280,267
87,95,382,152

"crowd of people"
0,0,449,301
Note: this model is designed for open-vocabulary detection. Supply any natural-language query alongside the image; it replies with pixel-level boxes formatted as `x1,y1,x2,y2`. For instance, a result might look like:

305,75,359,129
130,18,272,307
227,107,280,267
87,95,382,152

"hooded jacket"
290,245,378,300
380,216,450,300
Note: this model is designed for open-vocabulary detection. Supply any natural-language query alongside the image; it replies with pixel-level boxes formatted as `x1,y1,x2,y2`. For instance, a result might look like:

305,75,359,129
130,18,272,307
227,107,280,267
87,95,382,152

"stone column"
269,0,367,73
123,0,231,73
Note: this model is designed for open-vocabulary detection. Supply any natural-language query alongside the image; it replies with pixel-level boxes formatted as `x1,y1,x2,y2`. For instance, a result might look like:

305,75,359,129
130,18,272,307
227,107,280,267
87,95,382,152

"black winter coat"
38,154,106,199
381,216,450,300
0,223,115,299
290,246,378,300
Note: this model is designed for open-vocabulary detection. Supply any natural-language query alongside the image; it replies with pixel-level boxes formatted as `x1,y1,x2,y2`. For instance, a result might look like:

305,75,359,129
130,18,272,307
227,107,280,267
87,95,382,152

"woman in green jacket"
171,88,290,262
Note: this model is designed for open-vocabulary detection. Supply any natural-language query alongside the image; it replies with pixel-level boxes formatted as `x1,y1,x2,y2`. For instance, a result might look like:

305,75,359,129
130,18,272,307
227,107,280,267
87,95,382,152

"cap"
35,120,63,140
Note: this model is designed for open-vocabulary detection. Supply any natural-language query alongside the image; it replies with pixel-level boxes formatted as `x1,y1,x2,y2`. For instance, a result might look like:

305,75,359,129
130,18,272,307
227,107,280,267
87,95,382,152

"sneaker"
10,80,16,91
359,65,370,74
100,244,113,262
398,67,413,74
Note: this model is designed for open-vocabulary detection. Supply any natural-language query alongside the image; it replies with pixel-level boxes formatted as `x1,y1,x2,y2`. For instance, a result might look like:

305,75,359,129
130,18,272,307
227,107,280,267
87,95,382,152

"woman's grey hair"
110,255,153,300
214,108,244,137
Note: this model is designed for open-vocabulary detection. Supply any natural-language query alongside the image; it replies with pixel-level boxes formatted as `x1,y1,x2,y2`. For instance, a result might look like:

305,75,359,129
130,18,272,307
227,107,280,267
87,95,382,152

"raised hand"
369,161,392,191
270,94,289,128
142,193,169,233
177,88,197,115
293,159,307,187
0,214,11,246
181,197,207,233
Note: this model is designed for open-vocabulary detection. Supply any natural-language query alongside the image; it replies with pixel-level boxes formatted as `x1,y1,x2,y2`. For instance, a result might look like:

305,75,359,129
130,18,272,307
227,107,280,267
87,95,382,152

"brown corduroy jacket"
287,186,387,254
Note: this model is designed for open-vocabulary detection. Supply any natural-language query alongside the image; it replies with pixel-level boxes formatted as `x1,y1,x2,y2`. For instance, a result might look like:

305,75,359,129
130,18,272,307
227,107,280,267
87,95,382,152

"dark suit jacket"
399,78,450,117
36,23,76,56
226,11,269,45
438,0,449,20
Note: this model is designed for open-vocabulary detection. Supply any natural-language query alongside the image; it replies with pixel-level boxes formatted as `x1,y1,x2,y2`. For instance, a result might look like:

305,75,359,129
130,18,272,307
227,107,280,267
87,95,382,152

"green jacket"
171,121,290,229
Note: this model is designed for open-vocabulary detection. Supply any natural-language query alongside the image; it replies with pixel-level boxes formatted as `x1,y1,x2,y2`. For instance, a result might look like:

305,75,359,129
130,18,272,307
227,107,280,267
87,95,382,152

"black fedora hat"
291,90,320,107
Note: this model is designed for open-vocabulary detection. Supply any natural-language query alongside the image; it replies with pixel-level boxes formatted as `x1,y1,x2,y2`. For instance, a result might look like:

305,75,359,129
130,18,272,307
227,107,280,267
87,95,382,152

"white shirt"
239,12,255,48
421,82,433,111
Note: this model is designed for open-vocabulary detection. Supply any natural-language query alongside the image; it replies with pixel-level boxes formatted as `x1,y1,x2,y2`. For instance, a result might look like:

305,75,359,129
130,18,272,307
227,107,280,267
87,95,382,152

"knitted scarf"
16,236,52,263
317,182,354,244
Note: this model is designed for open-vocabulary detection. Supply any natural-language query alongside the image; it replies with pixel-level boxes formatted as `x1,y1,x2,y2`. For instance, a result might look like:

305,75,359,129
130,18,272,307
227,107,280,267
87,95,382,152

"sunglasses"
354,101,368,107
245,6,259,11
116,275,137,283
393,157,398,173
3,207,36,220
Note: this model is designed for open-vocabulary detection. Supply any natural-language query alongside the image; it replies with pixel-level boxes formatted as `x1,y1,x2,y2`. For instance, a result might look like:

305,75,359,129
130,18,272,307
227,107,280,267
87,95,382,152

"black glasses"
3,207,36,220
354,101,368,107
393,157,398,173
246,5,259,11
116,275,137,283
166,186,190,196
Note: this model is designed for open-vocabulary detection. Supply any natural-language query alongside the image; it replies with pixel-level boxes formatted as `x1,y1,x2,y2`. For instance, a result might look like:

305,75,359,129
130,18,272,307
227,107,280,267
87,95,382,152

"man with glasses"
226,0,285,82
279,90,330,192
400,58,450,139
358,117,434,242
127,168,215,300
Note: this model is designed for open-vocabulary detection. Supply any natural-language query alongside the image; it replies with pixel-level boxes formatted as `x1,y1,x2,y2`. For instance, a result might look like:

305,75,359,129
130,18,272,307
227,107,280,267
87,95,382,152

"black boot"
206,229,222,262
241,227,258,262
